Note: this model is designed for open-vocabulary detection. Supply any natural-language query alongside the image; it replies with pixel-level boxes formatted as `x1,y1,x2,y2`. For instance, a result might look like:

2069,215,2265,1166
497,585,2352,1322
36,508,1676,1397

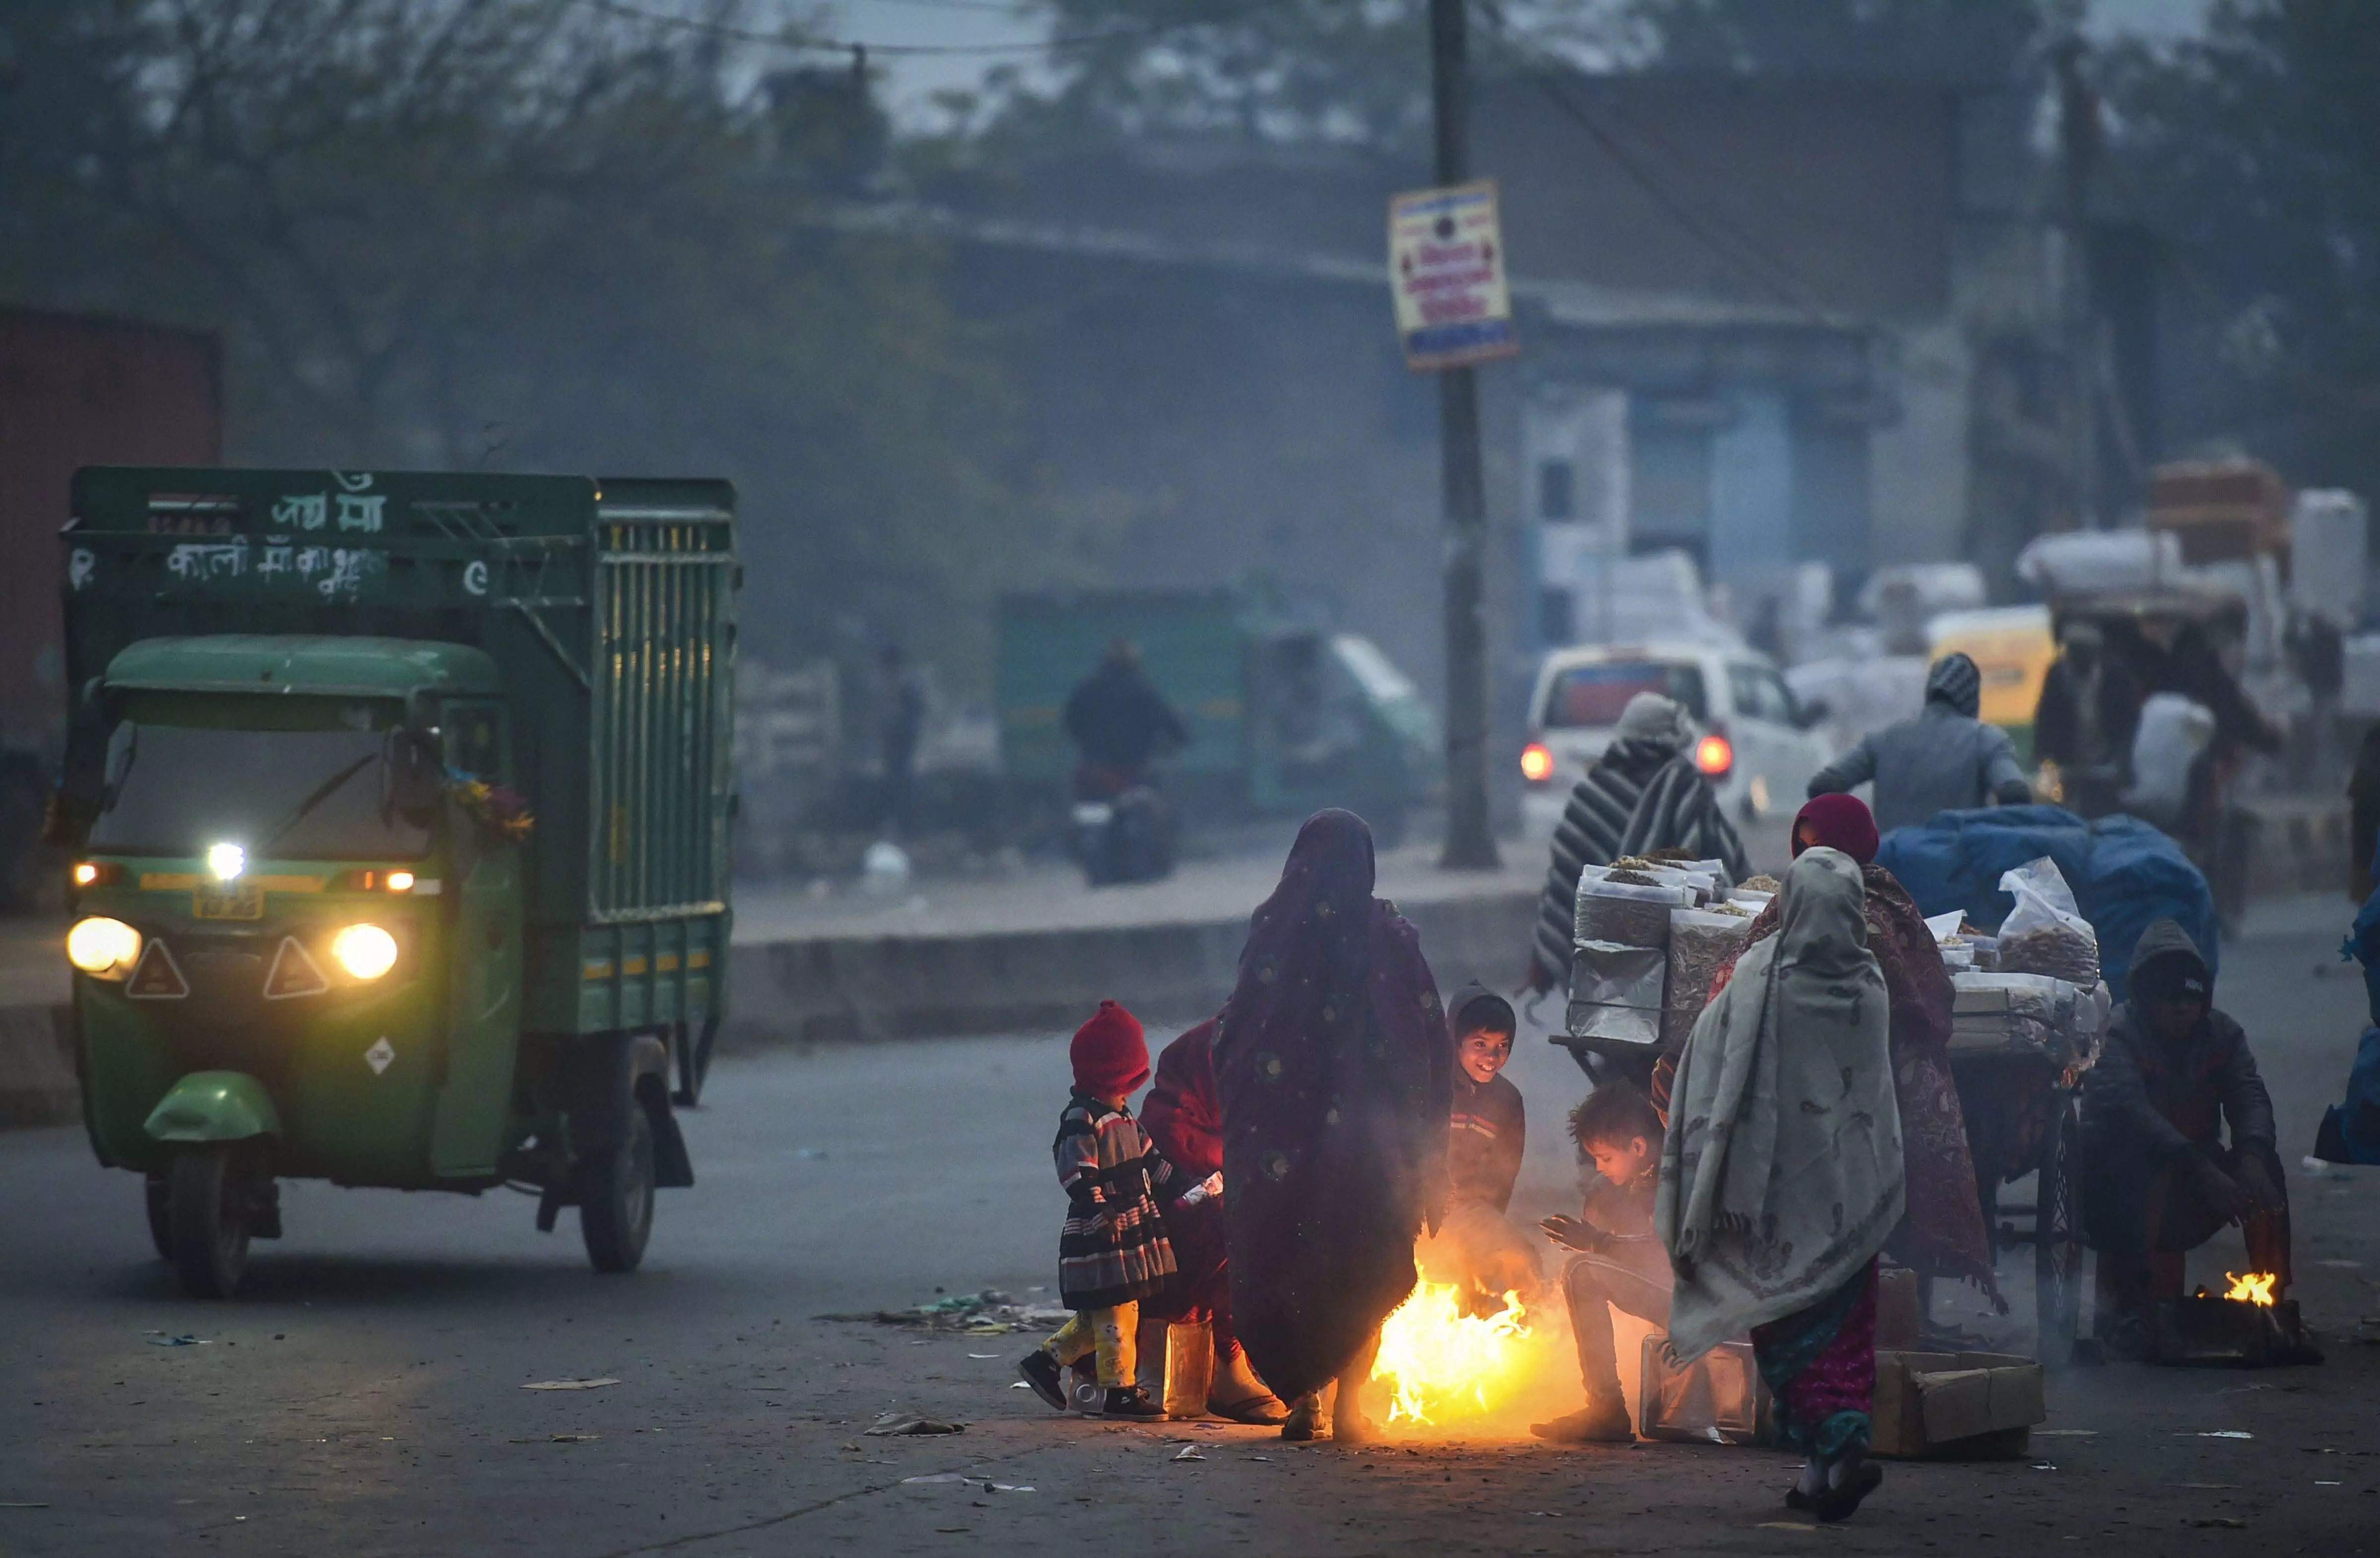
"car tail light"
1695,732,1734,778
1520,742,1554,785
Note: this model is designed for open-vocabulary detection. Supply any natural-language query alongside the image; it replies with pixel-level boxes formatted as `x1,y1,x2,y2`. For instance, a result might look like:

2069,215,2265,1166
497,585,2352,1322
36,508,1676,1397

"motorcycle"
1070,763,1176,887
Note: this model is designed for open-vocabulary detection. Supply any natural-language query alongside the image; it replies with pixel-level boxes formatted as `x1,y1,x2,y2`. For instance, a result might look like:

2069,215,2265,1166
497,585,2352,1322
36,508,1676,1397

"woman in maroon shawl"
1139,1014,1290,1423
1696,795,2000,1299
1214,810,1451,1442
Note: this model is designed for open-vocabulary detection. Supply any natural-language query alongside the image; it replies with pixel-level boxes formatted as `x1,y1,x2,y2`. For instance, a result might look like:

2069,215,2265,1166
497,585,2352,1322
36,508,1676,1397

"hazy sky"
811,0,2217,124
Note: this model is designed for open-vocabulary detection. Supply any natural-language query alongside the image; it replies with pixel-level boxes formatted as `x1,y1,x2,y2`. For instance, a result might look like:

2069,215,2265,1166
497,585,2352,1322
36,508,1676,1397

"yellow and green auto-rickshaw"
57,467,736,1296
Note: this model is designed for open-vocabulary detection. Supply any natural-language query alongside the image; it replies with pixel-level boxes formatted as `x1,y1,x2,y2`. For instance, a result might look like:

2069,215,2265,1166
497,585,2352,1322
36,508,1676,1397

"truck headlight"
67,917,142,978
331,923,399,981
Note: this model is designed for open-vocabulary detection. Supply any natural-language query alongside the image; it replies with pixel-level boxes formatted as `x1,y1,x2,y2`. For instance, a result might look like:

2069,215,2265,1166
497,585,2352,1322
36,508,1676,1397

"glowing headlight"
330,923,399,981
207,842,245,881
67,917,142,977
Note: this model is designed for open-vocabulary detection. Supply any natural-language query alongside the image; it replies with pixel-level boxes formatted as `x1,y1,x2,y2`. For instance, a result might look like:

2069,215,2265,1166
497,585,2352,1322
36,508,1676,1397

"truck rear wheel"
579,1101,656,1273
168,1146,254,1299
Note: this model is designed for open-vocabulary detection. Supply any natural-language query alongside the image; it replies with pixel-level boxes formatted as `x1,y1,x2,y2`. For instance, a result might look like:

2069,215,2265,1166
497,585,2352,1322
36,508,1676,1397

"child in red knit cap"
1018,999,1201,1419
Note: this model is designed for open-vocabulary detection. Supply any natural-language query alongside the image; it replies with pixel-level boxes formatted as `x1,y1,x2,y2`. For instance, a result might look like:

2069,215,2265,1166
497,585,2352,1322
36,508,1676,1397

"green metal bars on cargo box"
61,467,738,1038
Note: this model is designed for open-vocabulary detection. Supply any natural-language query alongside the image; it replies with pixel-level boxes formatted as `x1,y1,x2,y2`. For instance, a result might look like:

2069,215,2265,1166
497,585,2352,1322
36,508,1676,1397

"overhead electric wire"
583,0,1252,58
1477,13,1835,318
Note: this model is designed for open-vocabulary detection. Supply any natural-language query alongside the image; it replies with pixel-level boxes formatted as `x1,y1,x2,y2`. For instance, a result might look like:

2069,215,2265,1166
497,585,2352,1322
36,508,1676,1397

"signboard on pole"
1389,179,1519,372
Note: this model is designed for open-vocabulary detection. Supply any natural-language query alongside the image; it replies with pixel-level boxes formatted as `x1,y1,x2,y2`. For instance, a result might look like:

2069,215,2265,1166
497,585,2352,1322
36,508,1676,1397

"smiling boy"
1415,983,1542,1311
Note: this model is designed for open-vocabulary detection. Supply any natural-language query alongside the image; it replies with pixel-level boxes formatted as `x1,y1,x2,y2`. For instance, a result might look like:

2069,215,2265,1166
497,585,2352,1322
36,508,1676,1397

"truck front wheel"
579,1102,656,1274
168,1146,254,1298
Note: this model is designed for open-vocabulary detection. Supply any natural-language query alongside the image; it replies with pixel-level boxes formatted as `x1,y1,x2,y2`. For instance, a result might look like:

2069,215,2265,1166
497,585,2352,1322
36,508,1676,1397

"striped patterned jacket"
1055,1092,1181,1310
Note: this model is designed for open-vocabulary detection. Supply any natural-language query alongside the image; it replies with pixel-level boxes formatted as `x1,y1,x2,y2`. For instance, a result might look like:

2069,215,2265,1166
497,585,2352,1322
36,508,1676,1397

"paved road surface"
2,897,2374,1556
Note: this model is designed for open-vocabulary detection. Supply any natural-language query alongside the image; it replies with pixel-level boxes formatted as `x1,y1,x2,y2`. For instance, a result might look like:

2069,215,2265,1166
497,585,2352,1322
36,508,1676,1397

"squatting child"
1531,1079,1670,1444
1018,999,1185,1419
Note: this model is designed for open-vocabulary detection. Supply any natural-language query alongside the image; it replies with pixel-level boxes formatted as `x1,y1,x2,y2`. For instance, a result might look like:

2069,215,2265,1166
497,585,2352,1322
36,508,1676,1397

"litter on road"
144,1334,209,1347
901,1474,1033,1493
821,1289,1071,1335
867,1411,966,1436
520,1379,619,1391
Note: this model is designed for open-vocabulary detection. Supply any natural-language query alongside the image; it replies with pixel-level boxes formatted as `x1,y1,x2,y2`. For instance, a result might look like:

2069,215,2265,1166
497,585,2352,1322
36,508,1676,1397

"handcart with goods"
1553,859,1763,1088
1942,964,2107,1368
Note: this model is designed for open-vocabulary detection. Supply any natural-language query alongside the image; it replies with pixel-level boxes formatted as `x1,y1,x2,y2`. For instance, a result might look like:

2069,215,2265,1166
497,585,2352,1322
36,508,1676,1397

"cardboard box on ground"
1871,1352,2046,1459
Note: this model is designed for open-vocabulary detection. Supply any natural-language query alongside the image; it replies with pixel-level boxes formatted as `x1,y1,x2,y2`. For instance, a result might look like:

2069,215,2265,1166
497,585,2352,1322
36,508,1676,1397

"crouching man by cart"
2082,920,2297,1358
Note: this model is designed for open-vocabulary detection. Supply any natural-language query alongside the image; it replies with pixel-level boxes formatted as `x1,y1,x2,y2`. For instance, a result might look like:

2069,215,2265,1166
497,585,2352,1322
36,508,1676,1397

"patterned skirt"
1750,1258,1879,1460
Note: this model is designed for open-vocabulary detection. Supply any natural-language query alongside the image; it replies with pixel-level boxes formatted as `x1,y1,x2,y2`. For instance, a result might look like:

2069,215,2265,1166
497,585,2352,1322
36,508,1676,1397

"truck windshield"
89,723,435,861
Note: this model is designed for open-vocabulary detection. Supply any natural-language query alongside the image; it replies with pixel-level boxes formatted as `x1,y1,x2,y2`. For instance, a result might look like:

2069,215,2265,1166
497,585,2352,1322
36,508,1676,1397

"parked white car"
1519,642,1836,833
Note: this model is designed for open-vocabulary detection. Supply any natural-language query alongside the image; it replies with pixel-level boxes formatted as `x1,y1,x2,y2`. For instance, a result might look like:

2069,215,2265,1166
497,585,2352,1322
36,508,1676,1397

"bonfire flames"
2222,1270,2278,1307
1368,1281,1571,1430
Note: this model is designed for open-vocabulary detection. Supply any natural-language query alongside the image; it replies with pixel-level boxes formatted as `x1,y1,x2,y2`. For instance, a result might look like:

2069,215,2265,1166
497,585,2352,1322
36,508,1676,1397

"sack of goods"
1567,866,1694,1052
1992,857,2101,990
1663,903,1756,1050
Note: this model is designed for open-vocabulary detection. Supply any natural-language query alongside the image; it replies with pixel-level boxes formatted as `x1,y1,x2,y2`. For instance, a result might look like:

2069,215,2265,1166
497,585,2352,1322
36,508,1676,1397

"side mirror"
1796,697,1832,730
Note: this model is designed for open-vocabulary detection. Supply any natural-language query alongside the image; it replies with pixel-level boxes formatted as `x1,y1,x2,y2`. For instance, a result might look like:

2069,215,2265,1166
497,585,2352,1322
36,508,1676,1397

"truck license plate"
193,881,264,921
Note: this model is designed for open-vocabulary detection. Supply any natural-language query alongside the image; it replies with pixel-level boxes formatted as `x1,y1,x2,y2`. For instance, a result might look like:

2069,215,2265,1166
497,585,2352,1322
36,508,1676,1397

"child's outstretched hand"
1178,1172,1224,1208
1540,1214,1608,1254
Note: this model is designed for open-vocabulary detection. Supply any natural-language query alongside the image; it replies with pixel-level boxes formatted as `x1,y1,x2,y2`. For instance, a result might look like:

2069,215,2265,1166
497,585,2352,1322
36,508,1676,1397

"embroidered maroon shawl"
1214,810,1451,1401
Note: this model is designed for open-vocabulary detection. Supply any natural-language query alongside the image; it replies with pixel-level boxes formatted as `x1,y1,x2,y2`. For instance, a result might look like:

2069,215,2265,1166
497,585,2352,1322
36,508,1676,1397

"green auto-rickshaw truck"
53,467,736,1297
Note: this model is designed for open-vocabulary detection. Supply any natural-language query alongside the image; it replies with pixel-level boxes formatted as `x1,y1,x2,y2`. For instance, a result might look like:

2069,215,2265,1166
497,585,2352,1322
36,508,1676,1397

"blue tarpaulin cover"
1874,804,2217,1004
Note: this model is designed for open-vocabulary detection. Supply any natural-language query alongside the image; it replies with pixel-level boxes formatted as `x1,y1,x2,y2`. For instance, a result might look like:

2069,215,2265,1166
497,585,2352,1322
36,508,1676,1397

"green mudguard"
143,1071,282,1144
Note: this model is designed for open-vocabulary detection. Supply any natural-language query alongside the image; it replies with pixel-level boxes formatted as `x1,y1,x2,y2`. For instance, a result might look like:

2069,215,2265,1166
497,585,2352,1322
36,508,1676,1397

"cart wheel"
168,1146,253,1299
2034,1098,2084,1368
579,1100,656,1274
144,1171,173,1261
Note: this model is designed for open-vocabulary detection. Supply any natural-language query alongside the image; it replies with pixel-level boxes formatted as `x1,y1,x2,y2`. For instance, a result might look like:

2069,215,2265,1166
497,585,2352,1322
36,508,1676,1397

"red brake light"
1520,742,1554,784
1695,733,1734,777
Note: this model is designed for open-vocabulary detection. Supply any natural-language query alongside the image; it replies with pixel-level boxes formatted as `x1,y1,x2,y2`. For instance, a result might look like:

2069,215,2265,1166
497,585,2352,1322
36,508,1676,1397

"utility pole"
1430,0,1500,870
2053,39,2102,530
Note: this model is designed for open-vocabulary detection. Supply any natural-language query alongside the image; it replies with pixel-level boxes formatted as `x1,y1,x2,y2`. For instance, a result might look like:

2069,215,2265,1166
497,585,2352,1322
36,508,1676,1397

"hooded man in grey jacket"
1806,653,2030,834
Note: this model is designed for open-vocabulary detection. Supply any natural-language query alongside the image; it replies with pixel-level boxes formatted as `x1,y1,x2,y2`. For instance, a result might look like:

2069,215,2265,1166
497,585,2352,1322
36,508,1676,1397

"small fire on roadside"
1368,1281,1568,1430
2222,1270,2278,1307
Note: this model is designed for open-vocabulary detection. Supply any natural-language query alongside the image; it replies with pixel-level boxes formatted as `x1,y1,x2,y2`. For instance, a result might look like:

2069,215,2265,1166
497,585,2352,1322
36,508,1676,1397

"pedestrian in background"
1526,692,1751,998
1807,652,2030,834
1660,847,1903,1523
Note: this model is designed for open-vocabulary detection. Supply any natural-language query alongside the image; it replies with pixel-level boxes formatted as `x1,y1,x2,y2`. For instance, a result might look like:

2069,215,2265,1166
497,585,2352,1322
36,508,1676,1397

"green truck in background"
55,467,736,1296
995,587,1438,844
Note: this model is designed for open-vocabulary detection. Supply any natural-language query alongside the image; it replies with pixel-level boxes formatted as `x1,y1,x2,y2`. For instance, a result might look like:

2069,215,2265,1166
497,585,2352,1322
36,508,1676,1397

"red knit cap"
1071,1000,1150,1097
1793,793,1880,866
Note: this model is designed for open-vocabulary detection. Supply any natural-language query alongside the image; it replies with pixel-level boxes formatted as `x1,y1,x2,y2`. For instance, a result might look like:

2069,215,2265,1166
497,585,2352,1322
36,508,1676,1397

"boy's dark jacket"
2083,919,2274,1163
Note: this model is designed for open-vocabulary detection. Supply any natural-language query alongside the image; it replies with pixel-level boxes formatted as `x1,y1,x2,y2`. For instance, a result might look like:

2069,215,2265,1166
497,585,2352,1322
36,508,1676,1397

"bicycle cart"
1945,973,2107,1367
